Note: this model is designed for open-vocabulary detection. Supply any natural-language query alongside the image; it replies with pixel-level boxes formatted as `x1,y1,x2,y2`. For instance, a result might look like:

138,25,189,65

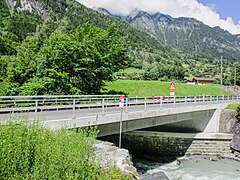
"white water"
147,156,240,180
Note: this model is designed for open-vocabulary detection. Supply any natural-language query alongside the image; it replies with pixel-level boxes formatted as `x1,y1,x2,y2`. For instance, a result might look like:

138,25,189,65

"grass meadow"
102,80,230,97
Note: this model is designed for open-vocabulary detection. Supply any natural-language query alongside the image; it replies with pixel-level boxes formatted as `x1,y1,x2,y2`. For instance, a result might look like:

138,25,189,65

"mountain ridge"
99,8,240,61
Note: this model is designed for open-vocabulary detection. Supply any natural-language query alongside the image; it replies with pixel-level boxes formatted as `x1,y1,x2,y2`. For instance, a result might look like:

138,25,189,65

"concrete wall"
98,109,217,137
100,131,233,161
101,131,195,160
44,103,228,137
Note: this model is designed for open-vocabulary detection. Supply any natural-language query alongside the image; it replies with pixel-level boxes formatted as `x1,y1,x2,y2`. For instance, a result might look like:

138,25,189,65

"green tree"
19,24,128,95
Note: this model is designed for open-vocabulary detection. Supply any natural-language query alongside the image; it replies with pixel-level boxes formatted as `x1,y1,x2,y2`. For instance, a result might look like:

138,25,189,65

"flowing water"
134,155,240,180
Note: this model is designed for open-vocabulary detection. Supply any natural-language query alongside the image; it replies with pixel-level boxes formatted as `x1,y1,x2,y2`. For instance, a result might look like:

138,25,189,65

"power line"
234,66,236,86
221,56,223,85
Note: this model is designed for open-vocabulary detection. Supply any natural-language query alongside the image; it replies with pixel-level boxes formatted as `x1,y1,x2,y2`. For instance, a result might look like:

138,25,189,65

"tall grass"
0,120,129,179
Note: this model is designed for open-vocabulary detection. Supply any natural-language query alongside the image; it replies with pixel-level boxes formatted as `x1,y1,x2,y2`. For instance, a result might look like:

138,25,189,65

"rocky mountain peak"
4,0,50,19
151,12,174,23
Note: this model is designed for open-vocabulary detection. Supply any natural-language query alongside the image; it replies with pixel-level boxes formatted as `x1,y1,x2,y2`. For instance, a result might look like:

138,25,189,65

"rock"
140,172,169,180
230,133,240,152
176,159,181,165
219,110,239,133
222,86,240,96
209,157,218,162
94,140,139,179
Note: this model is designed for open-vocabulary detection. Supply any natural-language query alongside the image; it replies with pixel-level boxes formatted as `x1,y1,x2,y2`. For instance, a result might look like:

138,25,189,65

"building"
192,77,216,85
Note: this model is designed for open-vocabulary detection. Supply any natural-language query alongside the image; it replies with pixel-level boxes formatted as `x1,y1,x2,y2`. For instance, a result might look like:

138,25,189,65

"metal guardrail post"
216,96,218,102
194,96,196,104
35,100,38,117
144,97,147,111
102,98,105,115
203,96,205,103
125,98,128,113
119,108,123,148
173,96,176,108
210,96,212,104
160,96,163,109
185,96,187,106
72,99,76,118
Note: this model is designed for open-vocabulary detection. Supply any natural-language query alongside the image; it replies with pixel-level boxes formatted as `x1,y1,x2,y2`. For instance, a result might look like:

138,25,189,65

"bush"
237,105,240,122
0,120,129,179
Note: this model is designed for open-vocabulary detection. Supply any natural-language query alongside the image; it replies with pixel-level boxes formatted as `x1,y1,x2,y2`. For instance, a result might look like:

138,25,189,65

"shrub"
237,105,240,122
0,120,128,179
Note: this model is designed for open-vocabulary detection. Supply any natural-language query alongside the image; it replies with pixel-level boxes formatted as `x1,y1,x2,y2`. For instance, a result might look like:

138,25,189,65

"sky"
76,0,240,35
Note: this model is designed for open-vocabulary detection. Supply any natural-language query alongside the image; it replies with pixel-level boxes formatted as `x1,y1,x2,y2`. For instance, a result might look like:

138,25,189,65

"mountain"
1,0,170,51
100,9,240,61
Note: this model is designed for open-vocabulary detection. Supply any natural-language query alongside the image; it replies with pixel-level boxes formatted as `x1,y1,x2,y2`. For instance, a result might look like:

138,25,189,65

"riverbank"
94,140,139,179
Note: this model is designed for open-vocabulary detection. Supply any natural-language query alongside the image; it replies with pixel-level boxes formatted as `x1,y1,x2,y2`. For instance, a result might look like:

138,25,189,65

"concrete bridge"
1,95,239,137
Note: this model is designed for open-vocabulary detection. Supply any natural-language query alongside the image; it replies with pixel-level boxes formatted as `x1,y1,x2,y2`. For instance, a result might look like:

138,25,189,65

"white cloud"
76,0,240,35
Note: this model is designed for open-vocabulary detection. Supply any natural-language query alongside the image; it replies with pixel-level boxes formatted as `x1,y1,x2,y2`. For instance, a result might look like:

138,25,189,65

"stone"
94,140,139,179
140,172,169,180
219,110,239,133
230,133,240,152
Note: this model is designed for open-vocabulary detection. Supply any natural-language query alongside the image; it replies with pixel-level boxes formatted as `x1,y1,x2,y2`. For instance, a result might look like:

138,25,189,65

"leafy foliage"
0,120,129,179
237,105,240,122
1,23,127,95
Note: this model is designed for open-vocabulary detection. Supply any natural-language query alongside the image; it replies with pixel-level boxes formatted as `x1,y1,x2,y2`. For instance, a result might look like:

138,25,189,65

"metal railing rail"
0,95,239,118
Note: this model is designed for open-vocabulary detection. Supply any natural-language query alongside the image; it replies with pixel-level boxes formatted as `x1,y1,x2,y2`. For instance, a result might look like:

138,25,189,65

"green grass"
102,80,230,97
120,67,144,74
0,120,130,180
115,68,144,80
225,103,240,110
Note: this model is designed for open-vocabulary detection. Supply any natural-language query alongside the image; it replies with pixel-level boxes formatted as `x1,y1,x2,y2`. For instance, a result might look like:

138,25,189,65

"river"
134,155,240,180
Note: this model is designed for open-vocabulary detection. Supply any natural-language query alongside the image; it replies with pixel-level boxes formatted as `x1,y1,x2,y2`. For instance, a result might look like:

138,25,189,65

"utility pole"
221,56,223,85
234,66,236,86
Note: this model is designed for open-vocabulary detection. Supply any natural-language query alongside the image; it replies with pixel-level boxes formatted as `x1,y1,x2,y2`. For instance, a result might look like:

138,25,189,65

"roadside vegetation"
225,103,240,122
102,80,230,97
225,103,240,110
0,120,130,179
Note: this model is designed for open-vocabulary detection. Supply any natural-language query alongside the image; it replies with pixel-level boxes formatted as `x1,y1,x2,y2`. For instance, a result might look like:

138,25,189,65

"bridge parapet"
0,95,239,137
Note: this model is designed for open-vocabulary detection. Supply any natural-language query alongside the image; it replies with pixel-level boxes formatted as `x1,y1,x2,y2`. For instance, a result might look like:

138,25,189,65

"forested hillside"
0,0,239,95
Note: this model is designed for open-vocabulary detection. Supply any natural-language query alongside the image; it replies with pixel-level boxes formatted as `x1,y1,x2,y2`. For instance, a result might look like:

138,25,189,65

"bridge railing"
0,95,120,112
0,95,239,118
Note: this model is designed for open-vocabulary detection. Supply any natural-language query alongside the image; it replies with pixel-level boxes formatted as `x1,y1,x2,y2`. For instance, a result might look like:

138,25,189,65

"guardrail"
0,95,239,118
